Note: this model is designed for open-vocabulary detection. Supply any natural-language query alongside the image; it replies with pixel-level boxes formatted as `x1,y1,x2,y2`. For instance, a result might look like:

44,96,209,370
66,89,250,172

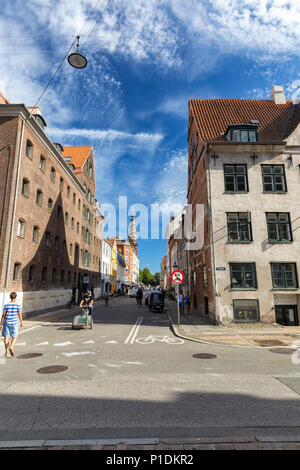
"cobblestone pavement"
166,300,300,348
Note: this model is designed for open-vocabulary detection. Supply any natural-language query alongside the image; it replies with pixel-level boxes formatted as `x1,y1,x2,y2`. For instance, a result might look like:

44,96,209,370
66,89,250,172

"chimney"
271,86,286,105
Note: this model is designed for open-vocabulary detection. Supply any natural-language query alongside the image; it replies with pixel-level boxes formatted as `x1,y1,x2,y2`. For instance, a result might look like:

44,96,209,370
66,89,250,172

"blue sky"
1,0,300,273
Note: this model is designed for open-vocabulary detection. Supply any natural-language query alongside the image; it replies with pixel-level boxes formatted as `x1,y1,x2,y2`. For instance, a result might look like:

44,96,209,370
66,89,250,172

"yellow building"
108,239,117,293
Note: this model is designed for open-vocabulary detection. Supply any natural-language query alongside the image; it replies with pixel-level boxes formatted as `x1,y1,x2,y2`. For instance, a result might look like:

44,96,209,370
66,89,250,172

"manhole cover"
17,353,43,359
193,353,217,359
37,365,68,374
269,348,296,355
255,340,284,346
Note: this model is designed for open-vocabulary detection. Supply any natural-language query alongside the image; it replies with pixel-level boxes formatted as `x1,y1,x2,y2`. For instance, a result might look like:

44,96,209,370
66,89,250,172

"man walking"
0,292,23,357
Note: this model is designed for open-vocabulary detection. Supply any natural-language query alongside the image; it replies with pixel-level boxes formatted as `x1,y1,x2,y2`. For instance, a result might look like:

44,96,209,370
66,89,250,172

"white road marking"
60,351,96,357
125,315,143,344
19,325,42,335
88,364,97,368
36,342,49,346
104,363,123,368
54,341,73,346
82,340,95,344
105,340,118,344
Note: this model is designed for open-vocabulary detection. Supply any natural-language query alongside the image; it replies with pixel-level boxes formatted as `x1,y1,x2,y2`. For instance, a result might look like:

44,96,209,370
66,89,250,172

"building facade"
187,86,300,325
101,239,112,294
0,93,102,317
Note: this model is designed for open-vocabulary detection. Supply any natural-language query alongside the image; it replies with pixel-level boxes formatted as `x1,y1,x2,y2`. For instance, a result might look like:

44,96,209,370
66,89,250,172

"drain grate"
193,353,217,359
254,340,284,346
269,348,296,355
37,365,68,374
17,353,43,359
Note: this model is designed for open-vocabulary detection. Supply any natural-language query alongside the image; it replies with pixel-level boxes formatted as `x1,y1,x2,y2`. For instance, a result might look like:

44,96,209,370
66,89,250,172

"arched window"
28,265,35,283
13,262,21,281
41,266,47,283
70,243,73,256
36,189,43,206
17,219,25,238
78,199,81,211
73,193,76,205
57,205,62,219
48,198,53,213
67,271,71,283
67,186,70,198
77,222,80,233
65,212,69,225
55,236,59,250
60,270,65,283
25,140,33,159
21,178,29,197
44,231,51,248
71,217,74,229
50,167,56,182
52,268,57,283
32,226,39,243
39,155,46,172
60,177,64,191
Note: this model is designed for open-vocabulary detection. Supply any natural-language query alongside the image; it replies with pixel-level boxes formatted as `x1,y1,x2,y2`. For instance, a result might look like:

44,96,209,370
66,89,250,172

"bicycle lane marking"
135,335,185,345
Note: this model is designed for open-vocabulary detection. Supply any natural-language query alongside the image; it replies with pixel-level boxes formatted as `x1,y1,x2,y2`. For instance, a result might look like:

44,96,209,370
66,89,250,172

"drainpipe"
206,144,221,324
1,117,25,312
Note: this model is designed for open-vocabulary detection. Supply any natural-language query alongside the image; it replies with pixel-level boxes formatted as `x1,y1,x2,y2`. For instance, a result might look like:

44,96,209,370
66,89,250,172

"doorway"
204,296,209,315
275,305,298,326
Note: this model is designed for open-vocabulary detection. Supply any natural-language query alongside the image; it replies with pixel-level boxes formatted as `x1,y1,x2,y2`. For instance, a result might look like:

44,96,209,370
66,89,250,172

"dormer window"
53,143,63,155
34,115,46,130
226,124,258,143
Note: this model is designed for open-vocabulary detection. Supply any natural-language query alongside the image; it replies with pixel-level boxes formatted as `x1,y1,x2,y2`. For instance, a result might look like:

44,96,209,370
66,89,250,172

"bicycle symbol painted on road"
136,335,184,345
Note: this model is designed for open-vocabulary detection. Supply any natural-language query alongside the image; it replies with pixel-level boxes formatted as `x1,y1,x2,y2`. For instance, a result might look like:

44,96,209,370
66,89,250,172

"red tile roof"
62,146,92,168
190,99,300,143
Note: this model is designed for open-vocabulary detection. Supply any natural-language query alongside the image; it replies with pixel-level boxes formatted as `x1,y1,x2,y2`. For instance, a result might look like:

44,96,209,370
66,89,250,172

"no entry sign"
171,270,184,284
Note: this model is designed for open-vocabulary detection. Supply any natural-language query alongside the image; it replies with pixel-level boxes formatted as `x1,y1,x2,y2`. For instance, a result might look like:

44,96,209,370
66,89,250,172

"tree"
142,268,153,286
153,272,161,286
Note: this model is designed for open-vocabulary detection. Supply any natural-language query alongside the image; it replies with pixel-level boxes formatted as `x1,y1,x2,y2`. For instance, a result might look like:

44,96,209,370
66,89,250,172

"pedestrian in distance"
137,285,143,307
0,292,23,357
185,291,191,314
178,290,185,315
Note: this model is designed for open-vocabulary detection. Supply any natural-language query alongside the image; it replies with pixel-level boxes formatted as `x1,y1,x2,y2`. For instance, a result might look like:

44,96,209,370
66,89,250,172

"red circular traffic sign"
171,270,184,284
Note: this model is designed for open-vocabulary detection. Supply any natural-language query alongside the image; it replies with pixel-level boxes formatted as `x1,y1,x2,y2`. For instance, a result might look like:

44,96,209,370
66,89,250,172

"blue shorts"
179,301,184,308
2,323,18,338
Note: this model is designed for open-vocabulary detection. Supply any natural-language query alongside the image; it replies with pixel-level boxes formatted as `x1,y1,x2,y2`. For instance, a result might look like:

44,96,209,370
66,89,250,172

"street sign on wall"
171,270,184,284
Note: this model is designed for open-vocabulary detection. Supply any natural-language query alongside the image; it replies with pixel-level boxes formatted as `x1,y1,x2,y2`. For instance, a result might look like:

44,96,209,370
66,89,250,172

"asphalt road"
1,296,300,443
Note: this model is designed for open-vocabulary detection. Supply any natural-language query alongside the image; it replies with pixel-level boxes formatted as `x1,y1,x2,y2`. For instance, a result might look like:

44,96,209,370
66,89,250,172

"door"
275,305,298,326
204,296,209,315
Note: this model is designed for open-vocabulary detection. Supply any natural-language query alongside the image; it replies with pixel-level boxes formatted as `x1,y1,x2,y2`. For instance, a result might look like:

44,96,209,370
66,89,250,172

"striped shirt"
3,302,21,325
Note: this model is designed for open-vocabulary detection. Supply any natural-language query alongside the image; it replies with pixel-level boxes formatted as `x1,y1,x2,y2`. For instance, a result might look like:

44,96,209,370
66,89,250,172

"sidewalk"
165,299,300,348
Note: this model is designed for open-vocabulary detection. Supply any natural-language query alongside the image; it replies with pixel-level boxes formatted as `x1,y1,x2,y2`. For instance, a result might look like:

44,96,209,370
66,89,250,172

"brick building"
187,86,300,324
0,93,103,317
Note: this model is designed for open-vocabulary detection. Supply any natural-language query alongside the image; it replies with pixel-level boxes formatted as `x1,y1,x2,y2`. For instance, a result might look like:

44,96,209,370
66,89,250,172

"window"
36,189,43,206
17,219,25,238
73,193,76,205
32,226,39,244
71,217,74,229
60,177,64,191
50,167,56,182
78,199,81,211
41,266,47,283
271,263,298,289
44,231,50,248
227,212,252,242
67,186,70,198
39,155,46,172
65,212,69,225
77,222,80,234
22,178,30,197
55,236,59,250
230,263,257,289
70,243,73,256
13,262,21,281
224,165,248,192
230,128,257,142
28,265,35,283
233,299,260,322
48,198,53,213
262,165,286,192
52,268,57,283
203,265,207,288
57,205,62,219
68,271,71,283
26,140,33,159
63,240,66,251
73,272,77,284
60,270,65,283
266,213,292,242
